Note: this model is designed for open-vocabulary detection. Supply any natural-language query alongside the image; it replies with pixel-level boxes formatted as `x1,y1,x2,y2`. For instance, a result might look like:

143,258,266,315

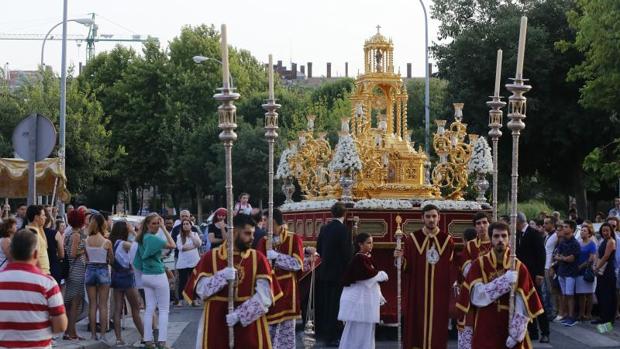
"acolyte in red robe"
342,252,379,286
256,230,304,324
401,227,455,349
183,242,282,349
457,238,492,330
457,250,544,349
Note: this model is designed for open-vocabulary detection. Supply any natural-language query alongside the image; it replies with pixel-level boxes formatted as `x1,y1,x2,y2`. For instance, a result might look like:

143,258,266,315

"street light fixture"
40,17,94,67
419,0,431,157
193,55,234,88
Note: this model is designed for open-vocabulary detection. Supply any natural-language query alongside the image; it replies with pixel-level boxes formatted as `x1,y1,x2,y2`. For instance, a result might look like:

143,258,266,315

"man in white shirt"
543,217,559,320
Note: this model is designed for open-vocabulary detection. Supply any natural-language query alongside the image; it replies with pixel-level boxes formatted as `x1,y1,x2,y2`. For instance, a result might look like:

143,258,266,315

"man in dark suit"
316,202,352,347
516,211,550,343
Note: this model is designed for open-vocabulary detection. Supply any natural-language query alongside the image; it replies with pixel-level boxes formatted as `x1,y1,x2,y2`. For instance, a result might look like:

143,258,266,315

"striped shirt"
0,262,65,349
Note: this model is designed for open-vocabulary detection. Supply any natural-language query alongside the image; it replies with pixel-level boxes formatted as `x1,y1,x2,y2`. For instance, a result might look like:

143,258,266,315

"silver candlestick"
486,95,506,221
263,89,280,257
214,24,239,349
506,75,531,324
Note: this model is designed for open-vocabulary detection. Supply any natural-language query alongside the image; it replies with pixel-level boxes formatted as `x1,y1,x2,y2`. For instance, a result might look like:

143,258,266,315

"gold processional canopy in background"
283,27,477,201
0,158,70,202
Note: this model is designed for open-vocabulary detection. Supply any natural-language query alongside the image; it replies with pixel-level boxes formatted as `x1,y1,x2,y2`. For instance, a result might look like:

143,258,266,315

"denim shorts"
559,276,576,296
111,269,135,290
85,264,111,286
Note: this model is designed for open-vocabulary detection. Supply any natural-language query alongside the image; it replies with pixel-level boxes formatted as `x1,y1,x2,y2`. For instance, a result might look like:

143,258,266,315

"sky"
0,0,441,78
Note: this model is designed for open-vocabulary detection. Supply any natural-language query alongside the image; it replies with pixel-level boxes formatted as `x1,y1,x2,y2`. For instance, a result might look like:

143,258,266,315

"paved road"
55,306,620,348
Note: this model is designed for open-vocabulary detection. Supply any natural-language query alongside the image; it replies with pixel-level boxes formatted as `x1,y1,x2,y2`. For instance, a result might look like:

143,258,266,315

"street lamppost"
193,55,234,88
40,17,93,67
40,0,93,213
419,0,431,157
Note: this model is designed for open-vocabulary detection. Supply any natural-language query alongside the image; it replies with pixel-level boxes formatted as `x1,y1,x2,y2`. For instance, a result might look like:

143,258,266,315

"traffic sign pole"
27,115,39,205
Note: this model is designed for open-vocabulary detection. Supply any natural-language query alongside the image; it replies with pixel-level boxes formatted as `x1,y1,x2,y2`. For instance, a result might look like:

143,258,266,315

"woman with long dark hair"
43,208,64,285
110,221,144,345
175,218,201,305
592,223,617,325
134,213,175,349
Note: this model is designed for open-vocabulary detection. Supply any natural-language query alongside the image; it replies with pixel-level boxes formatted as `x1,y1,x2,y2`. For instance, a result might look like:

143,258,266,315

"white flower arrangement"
275,145,297,180
279,199,338,212
420,200,483,211
354,199,413,210
468,137,493,174
328,135,363,173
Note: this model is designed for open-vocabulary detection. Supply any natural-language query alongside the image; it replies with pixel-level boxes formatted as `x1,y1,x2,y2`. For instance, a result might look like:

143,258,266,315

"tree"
563,0,620,195
431,0,617,215
564,0,620,114
406,77,449,148
0,68,115,196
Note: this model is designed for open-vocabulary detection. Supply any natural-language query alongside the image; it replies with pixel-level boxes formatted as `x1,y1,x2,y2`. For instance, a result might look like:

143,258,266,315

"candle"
494,49,503,97
515,16,528,79
268,54,274,100
221,24,230,89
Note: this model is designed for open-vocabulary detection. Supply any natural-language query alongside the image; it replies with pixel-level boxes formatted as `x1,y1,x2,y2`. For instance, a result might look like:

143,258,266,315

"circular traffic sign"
12,113,57,162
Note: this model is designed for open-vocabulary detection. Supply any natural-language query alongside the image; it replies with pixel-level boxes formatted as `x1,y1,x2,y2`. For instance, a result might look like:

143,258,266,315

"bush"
499,199,558,222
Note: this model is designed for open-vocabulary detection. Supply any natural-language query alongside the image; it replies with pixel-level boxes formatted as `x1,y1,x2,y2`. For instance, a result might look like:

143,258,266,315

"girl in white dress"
338,233,388,349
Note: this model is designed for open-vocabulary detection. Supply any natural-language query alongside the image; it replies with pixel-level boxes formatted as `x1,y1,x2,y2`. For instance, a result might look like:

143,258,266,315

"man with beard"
459,221,543,349
183,214,282,349
457,212,492,348
256,208,304,349
394,204,455,349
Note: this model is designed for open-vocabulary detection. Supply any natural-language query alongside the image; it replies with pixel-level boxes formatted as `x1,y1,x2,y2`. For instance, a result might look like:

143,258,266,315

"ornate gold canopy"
282,28,478,201
348,27,438,199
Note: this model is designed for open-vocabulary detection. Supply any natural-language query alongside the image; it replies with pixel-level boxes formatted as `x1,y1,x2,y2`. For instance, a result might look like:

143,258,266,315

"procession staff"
183,214,282,349
394,204,455,349
457,212,492,349
256,208,304,349
458,221,543,349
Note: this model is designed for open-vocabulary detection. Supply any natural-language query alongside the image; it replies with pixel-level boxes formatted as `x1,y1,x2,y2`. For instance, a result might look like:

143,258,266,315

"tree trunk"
196,184,203,223
574,167,588,219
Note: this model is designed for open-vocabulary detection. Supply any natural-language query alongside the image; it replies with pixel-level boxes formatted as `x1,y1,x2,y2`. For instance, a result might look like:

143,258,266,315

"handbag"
596,262,608,276
583,265,595,282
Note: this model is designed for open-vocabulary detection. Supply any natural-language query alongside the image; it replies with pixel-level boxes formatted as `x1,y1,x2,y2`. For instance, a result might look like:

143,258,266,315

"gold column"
402,98,408,140
396,94,402,139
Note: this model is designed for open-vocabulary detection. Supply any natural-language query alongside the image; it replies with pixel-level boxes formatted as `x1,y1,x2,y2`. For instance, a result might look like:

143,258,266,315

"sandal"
116,339,126,346
62,334,85,341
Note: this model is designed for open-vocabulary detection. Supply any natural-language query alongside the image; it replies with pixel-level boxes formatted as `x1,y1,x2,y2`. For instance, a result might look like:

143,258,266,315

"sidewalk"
54,307,190,349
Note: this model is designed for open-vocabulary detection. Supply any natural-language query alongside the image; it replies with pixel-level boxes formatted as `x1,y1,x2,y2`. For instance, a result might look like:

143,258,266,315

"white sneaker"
132,340,145,348
553,315,564,322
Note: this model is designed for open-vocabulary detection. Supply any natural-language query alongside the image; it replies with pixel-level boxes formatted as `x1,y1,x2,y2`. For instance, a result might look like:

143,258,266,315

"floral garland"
328,135,363,173
275,145,297,180
468,137,493,174
419,200,483,211
279,199,338,212
354,199,413,209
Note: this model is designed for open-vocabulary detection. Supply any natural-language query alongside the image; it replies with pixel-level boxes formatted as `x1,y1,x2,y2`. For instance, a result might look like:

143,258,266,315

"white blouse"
176,231,201,269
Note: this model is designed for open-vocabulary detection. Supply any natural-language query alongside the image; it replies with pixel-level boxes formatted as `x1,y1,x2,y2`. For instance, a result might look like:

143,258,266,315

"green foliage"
0,68,115,195
406,78,449,148
583,138,620,191
430,0,618,206
516,200,558,222
563,0,620,113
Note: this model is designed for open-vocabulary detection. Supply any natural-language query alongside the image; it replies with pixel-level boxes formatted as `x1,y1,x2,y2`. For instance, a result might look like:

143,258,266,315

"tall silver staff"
263,54,280,258
507,16,531,321
394,215,404,348
214,24,240,349
487,49,506,222
303,253,317,349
